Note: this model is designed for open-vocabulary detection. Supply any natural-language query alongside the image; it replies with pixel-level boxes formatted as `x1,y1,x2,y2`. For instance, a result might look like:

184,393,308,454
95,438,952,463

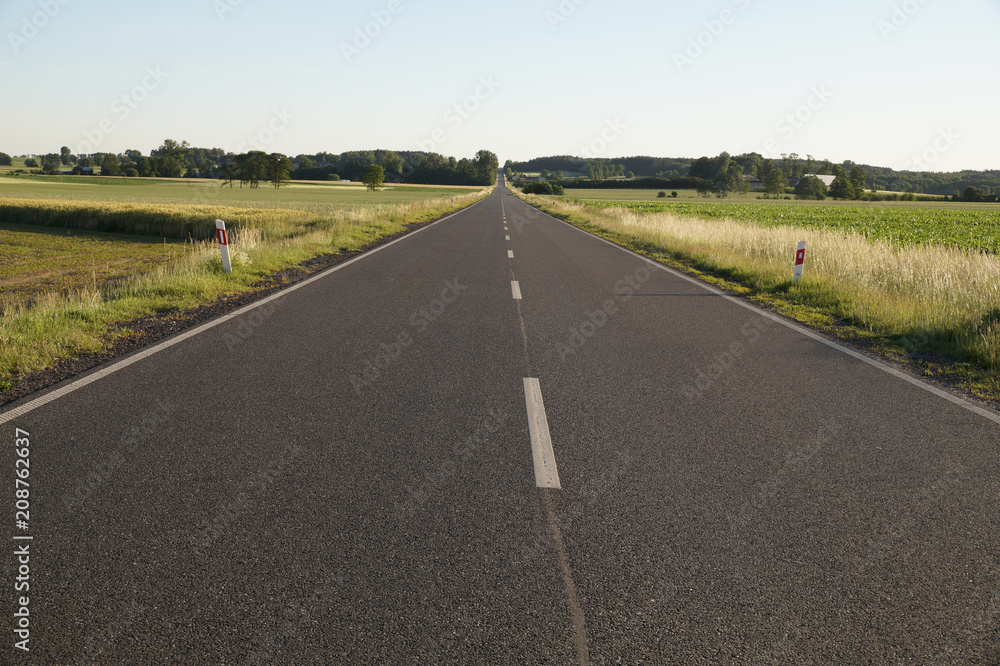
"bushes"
522,182,564,195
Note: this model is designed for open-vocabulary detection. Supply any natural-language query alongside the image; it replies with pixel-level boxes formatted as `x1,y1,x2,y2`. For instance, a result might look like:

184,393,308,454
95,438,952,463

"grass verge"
0,188,491,387
516,193,1000,403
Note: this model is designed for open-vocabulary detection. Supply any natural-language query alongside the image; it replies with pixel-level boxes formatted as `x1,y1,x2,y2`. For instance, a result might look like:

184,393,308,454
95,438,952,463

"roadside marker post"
793,241,806,283
216,219,232,274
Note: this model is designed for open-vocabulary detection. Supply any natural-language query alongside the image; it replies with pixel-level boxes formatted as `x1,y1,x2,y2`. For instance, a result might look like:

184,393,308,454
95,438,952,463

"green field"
0,158,30,174
575,198,1000,253
0,174,479,211
0,223,181,309
0,175,482,305
0,176,491,380
563,188,960,207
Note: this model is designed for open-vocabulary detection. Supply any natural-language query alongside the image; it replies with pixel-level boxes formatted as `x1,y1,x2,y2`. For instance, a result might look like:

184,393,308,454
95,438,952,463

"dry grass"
528,196,1000,370
0,188,491,382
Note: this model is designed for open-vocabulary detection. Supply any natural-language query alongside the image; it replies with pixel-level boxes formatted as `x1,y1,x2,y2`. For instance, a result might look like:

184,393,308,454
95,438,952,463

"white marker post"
216,219,232,274
793,241,806,283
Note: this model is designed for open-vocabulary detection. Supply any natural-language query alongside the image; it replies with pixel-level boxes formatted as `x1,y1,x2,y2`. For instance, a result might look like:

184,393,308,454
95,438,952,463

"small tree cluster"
522,181,564,195
794,175,827,200
219,151,292,189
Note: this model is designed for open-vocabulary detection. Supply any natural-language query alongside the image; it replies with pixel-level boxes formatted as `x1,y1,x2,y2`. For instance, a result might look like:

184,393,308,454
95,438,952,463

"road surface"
4,177,999,663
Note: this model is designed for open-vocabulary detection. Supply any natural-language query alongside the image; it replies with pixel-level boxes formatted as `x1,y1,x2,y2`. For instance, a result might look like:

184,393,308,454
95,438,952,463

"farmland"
0,175,490,381
0,174,480,209
0,223,182,310
575,198,1000,253
517,191,1000,396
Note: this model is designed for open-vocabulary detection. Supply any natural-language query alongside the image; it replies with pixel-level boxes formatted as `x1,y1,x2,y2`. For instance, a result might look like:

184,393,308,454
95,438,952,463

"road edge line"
0,196,492,425
518,201,1000,428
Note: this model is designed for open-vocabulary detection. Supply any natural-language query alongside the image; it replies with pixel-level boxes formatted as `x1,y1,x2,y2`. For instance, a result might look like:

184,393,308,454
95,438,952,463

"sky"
1,0,998,172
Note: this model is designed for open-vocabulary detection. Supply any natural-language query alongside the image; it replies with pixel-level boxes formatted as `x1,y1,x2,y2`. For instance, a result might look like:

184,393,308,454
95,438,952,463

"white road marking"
505,235,510,241
511,281,522,300
523,378,561,489
508,250,514,259
518,201,1000,427
0,197,493,425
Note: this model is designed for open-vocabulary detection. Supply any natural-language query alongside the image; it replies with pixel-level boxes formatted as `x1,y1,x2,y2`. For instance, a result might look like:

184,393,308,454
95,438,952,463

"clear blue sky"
2,0,997,171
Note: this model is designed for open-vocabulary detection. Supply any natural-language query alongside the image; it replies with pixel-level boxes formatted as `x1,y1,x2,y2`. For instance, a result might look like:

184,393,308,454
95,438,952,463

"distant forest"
505,154,1000,199
9,143,500,188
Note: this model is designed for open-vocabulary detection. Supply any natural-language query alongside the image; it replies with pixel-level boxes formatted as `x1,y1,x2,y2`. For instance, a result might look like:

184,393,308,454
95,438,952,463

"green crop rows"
581,200,1000,253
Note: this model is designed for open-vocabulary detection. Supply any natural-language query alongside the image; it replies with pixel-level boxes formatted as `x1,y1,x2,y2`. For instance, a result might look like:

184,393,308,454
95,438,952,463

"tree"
381,151,403,175
24,158,38,168
363,164,385,191
733,170,751,198
764,168,787,198
0,152,11,166
153,139,191,178
473,150,499,186
781,153,800,179
689,156,713,179
849,166,867,195
101,154,121,176
218,163,236,188
296,156,314,170
804,154,816,176
267,153,292,189
963,186,987,202
60,146,72,165
41,154,61,174
712,152,732,180
696,179,715,197
829,165,857,200
242,152,269,188
794,175,827,200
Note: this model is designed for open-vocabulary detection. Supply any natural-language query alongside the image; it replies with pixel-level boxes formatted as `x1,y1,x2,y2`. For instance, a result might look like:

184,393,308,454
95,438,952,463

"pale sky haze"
1,0,997,171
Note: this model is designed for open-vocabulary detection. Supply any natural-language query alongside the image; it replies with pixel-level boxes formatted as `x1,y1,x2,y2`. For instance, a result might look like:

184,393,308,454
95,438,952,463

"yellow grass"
0,188,491,382
527,196,1000,370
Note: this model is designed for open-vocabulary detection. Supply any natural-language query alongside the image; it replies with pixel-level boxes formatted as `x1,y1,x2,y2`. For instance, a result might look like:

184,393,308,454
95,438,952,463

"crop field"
562,188,956,205
577,199,1000,253
518,193,1000,389
0,223,182,310
0,174,479,209
0,176,491,380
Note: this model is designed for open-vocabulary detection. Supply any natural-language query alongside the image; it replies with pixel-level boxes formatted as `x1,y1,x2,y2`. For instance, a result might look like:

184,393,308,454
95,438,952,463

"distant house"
794,174,837,189
744,175,764,191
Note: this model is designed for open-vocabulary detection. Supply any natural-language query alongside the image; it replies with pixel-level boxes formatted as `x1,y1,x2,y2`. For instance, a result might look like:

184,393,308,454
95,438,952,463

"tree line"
506,153,1000,200
5,143,499,189
291,149,499,187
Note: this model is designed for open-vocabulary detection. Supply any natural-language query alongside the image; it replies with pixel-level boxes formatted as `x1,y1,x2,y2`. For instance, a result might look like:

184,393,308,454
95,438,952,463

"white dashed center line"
523,378,561,489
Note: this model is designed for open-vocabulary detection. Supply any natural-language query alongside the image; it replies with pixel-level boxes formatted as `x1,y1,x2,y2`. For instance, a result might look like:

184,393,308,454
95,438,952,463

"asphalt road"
4,177,1000,664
